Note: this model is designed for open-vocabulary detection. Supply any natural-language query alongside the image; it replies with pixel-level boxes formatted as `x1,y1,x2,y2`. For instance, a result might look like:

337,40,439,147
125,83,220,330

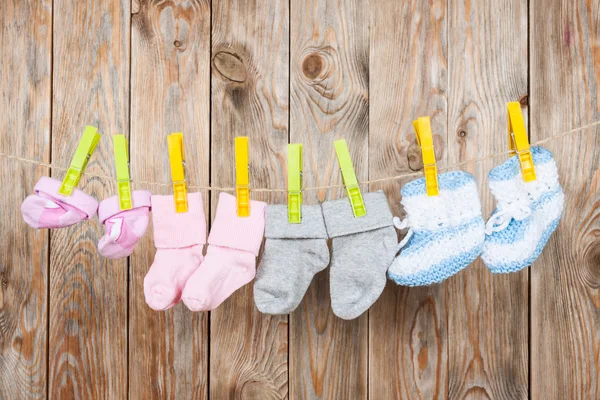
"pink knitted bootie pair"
22,176,152,259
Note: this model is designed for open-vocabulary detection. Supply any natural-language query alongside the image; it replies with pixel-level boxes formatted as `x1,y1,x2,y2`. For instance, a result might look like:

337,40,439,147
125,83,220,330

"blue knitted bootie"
387,171,485,286
481,147,564,273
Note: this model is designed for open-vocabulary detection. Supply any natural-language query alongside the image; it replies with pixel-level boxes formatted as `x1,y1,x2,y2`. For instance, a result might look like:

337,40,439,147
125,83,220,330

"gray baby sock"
254,205,330,314
322,191,397,320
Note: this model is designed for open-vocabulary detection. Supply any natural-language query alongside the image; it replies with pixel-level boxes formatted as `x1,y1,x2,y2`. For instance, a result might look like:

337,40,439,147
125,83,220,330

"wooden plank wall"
0,1,51,399
368,0,448,398
0,1,598,399
446,1,530,398
210,0,288,398
290,0,369,397
530,0,600,398
49,0,130,398
130,0,211,398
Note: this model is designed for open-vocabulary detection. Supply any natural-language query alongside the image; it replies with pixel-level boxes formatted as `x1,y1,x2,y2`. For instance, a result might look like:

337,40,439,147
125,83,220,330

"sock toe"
59,209,85,227
254,290,281,314
21,196,45,228
332,300,367,320
144,284,179,311
98,236,133,259
21,195,71,229
180,273,211,311
181,295,210,312
332,277,386,320
254,286,294,314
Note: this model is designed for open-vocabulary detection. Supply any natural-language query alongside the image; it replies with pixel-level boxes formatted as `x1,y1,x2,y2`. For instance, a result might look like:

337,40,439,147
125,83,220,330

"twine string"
1,119,598,193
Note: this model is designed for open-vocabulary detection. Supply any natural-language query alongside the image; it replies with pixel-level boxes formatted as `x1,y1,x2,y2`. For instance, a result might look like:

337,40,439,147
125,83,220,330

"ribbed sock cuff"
322,191,393,238
151,193,207,249
265,205,328,239
208,192,266,256
34,177,99,219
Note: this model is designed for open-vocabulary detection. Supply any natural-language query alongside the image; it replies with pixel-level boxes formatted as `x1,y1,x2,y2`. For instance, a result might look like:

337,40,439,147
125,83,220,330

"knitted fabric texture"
143,193,207,311
254,205,329,315
387,171,485,286
481,146,564,273
181,192,267,312
322,191,397,320
97,190,152,259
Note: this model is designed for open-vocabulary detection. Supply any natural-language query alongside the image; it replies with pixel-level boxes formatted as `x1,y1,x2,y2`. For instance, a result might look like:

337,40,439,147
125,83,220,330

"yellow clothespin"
334,139,366,217
413,116,439,196
235,137,250,217
507,101,536,182
112,134,132,210
167,133,188,213
59,125,101,196
288,144,302,223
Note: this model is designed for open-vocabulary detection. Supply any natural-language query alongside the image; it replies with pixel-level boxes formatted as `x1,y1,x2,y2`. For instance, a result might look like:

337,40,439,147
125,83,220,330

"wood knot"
302,54,324,80
173,40,182,48
580,230,600,287
407,139,424,171
299,48,334,84
407,133,444,171
519,95,529,107
213,51,247,83
458,130,467,138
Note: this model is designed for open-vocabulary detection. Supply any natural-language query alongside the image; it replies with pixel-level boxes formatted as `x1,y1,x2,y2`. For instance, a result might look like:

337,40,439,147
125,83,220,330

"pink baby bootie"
97,190,152,259
21,177,98,229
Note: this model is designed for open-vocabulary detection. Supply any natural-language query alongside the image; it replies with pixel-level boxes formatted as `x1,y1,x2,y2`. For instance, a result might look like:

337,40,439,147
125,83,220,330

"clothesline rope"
1,119,599,193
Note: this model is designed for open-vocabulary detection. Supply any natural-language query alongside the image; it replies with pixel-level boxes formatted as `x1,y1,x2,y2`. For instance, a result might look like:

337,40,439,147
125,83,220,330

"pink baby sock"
143,193,207,311
97,190,152,259
21,177,98,229
181,192,266,311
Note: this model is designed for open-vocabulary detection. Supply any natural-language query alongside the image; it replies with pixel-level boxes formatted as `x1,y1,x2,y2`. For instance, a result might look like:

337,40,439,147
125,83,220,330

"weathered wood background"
1,0,599,399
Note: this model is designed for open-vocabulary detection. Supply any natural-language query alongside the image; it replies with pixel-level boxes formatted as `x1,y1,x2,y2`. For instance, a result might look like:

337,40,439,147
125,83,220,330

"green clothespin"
113,134,132,210
59,125,101,196
334,139,366,218
288,143,302,223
